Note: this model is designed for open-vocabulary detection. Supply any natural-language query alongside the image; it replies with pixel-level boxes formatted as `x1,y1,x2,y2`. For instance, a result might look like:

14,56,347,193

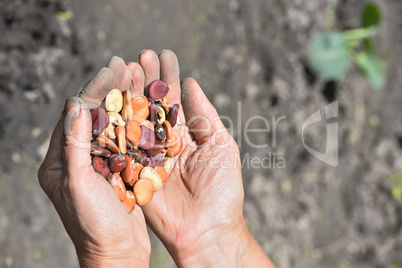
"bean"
92,156,110,178
139,125,155,150
133,178,154,206
148,80,170,100
108,154,126,173
90,144,111,157
167,104,179,128
90,107,109,136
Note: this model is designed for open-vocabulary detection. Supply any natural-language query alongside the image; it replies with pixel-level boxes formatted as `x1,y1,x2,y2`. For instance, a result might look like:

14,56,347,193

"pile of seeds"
90,80,183,213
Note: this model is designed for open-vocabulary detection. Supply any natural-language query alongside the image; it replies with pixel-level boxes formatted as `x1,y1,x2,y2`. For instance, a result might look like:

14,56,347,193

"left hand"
38,56,151,268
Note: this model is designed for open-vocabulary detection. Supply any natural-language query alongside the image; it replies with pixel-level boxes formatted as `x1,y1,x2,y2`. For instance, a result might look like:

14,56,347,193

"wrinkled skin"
38,56,150,267
135,50,274,267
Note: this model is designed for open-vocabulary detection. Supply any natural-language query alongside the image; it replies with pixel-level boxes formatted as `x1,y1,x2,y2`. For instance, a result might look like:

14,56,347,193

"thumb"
62,97,92,176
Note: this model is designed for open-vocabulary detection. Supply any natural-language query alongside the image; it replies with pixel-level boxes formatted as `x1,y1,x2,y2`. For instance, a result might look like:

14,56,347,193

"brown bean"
133,178,154,206
167,104,179,128
108,154,126,173
139,125,155,150
127,149,141,159
146,141,166,156
96,134,120,154
121,190,136,213
92,156,110,178
154,123,166,141
115,126,127,155
148,80,170,100
90,107,109,136
108,173,126,201
90,144,111,157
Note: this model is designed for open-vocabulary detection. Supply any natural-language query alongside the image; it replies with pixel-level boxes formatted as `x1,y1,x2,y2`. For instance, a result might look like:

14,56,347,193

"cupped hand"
134,50,274,267
38,57,150,268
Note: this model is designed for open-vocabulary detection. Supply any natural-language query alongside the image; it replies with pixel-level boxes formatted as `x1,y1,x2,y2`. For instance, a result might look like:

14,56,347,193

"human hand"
135,50,275,267
38,57,150,268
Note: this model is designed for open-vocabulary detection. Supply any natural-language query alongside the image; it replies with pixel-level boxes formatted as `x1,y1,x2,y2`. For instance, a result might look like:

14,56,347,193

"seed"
90,144,111,157
138,153,149,167
131,96,149,120
108,154,126,173
96,134,120,154
148,80,170,100
140,120,154,132
138,125,155,150
154,123,166,141
121,90,133,121
108,173,126,201
148,153,166,168
133,178,154,206
163,121,175,148
140,167,163,191
92,156,110,178
149,103,159,123
90,107,109,136
156,106,166,125
105,88,123,112
167,104,179,128
104,123,116,139
121,190,136,213
146,141,166,156
158,97,169,114
125,120,141,145
154,166,168,183
126,149,142,159
115,126,127,154
166,129,183,157
121,154,143,186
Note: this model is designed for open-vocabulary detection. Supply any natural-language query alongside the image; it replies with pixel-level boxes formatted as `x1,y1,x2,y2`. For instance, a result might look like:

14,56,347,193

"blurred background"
1,0,402,267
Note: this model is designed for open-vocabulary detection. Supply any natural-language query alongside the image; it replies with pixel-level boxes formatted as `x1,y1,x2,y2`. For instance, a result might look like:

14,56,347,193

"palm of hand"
137,50,245,253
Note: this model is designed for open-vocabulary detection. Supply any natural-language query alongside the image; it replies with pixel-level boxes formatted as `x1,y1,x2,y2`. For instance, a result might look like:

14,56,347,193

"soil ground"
1,0,402,267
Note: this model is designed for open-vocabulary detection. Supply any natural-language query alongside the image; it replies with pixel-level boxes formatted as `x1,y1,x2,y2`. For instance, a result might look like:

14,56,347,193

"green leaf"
56,10,74,21
363,38,373,53
362,3,381,28
308,32,349,81
355,53,386,88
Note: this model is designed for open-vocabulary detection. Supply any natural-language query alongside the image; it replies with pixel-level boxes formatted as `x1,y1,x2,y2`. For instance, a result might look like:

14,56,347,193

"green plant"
390,171,402,200
308,3,385,88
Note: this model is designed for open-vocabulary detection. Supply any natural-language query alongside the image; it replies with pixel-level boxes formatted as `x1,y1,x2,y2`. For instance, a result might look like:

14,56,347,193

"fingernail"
139,49,148,55
158,49,167,56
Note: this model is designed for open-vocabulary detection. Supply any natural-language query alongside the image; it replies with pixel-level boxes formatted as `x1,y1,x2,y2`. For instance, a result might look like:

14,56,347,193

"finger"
42,117,64,165
107,56,127,90
159,49,181,104
139,50,160,88
62,97,93,177
181,77,228,145
120,66,132,92
38,117,64,194
77,67,114,106
127,62,145,97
